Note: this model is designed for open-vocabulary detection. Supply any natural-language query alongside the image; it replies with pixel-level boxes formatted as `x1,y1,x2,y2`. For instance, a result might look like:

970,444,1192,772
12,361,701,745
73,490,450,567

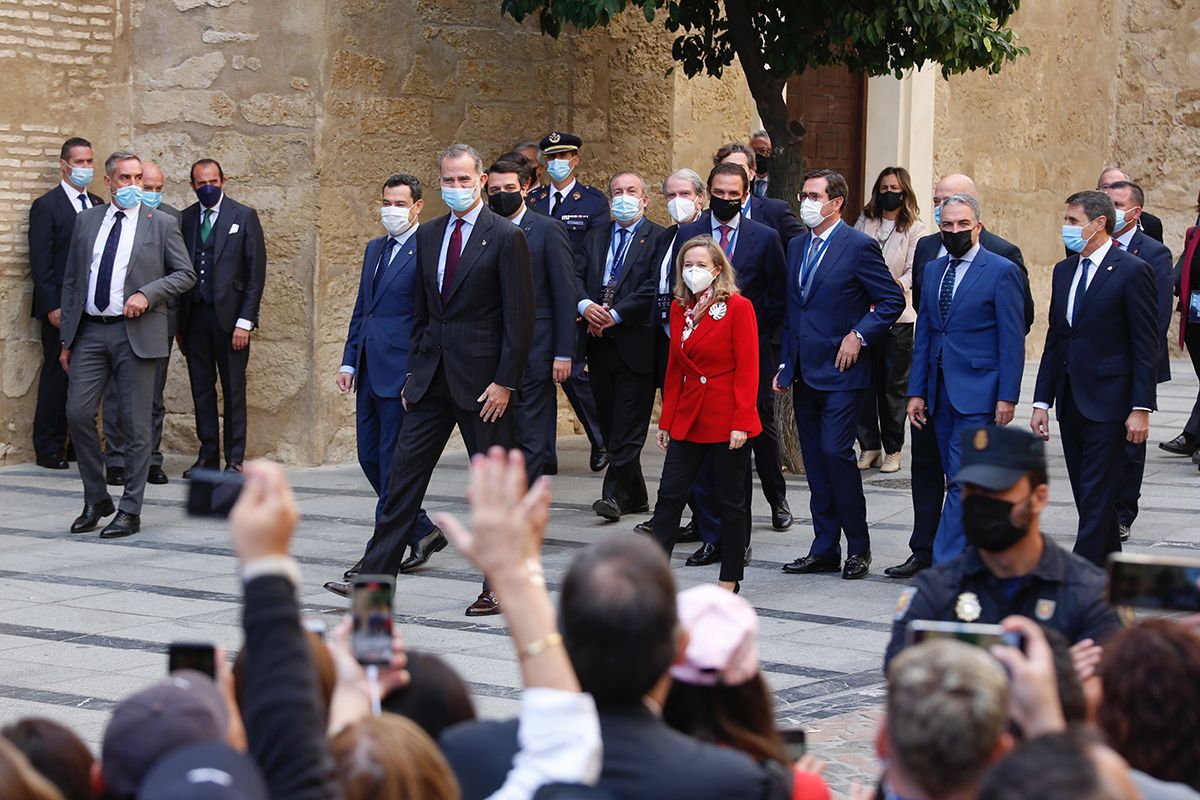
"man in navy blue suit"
1105,180,1174,542
672,162,791,568
1031,190,1158,567
906,194,1027,563
337,174,441,579
774,169,905,580
713,142,805,247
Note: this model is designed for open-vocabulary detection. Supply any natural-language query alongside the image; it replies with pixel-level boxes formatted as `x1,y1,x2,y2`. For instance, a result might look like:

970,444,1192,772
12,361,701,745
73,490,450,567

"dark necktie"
940,259,962,321
94,210,125,313
77,194,88,212
372,237,398,294
1070,257,1093,326
800,236,826,295
1114,239,1125,251
552,191,563,217
441,219,464,304
608,228,629,286
718,225,732,257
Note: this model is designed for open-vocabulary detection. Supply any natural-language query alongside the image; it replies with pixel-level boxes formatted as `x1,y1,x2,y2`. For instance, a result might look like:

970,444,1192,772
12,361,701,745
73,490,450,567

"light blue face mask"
1061,224,1089,253
546,158,573,183
933,204,941,228
441,184,478,213
69,166,94,189
141,190,163,209
1113,207,1138,232
610,194,642,222
113,184,143,209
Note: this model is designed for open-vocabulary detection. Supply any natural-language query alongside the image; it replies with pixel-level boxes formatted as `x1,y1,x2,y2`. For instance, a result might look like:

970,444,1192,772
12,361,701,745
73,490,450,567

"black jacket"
517,208,577,362
180,195,268,333
912,227,1035,332
27,184,102,318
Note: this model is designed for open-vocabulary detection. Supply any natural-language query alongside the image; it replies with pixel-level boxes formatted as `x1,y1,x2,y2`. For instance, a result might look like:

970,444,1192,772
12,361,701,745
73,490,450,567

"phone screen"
186,468,245,518
352,576,395,665
1108,554,1200,611
168,642,216,678
906,620,1024,651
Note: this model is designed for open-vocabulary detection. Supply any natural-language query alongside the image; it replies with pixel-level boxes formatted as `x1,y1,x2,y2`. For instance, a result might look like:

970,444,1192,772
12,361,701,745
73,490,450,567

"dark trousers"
857,323,913,453
356,355,435,535
184,303,248,465
361,364,516,577
102,344,170,469
517,355,557,486
931,380,993,563
1058,382,1124,567
651,439,751,583
1116,439,1146,528
545,360,604,467
587,338,654,511
65,319,156,514
1185,325,1200,440
907,418,944,565
794,382,870,558
33,318,69,458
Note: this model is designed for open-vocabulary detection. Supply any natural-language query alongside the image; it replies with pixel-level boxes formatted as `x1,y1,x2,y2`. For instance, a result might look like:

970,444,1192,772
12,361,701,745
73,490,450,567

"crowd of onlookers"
2,452,1199,800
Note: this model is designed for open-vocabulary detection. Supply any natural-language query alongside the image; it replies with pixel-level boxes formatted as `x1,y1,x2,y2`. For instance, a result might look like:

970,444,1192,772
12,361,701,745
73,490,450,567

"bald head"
141,161,165,193
1097,167,1129,190
935,173,977,202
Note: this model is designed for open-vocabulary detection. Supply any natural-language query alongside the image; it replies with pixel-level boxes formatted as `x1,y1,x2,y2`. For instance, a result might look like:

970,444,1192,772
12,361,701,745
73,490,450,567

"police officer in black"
884,424,1121,667
529,131,609,473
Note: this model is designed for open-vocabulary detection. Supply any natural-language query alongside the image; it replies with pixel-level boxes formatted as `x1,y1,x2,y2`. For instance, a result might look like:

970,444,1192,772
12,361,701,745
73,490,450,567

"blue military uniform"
528,180,609,254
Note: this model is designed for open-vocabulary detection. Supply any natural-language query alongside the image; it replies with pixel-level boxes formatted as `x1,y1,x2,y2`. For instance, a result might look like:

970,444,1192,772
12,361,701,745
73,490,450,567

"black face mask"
962,493,1032,552
709,196,743,223
755,153,771,175
878,191,903,212
942,229,975,258
488,190,524,218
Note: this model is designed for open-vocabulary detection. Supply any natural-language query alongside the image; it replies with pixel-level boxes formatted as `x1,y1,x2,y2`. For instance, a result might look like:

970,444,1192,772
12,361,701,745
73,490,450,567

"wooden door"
786,67,867,224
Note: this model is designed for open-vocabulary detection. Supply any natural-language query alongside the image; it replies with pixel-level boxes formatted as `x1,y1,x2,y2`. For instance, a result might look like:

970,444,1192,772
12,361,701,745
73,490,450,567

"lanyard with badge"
602,222,639,307
656,243,675,324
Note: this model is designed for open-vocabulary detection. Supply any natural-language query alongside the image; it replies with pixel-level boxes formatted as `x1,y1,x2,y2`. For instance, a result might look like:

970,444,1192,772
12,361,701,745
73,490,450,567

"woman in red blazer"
650,236,762,592
1160,209,1200,465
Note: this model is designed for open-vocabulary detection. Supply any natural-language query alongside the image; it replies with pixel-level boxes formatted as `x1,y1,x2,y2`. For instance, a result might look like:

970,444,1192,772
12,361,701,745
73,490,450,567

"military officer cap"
955,425,1046,492
540,131,583,155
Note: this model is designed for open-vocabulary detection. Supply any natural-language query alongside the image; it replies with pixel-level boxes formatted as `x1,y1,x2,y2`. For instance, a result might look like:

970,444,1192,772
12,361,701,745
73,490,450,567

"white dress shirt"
939,241,982,299
576,217,642,323
340,223,419,375
657,232,679,335
437,201,483,291
61,179,91,212
1114,225,1137,250
85,203,141,316
486,689,601,800
549,179,577,216
740,197,753,221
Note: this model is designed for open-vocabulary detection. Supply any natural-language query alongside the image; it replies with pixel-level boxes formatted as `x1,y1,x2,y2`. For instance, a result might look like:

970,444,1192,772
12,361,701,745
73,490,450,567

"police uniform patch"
974,429,988,450
894,587,918,621
572,191,581,200
955,591,982,622
1035,599,1056,621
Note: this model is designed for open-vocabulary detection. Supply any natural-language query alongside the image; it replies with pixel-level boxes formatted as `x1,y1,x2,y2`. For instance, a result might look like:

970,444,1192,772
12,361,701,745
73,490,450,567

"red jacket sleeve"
730,296,762,435
659,302,684,431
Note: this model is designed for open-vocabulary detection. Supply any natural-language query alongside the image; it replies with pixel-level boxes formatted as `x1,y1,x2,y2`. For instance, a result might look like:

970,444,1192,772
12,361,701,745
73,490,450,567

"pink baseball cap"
670,584,760,687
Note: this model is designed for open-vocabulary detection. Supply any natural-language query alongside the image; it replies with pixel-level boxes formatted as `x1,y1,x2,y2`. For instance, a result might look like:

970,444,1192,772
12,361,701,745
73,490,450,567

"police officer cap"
954,425,1046,492
540,131,583,155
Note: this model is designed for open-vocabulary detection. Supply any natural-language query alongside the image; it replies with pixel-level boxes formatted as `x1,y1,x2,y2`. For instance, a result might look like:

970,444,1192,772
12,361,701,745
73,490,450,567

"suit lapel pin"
1107,265,1114,271
481,239,487,247
572,191,581,200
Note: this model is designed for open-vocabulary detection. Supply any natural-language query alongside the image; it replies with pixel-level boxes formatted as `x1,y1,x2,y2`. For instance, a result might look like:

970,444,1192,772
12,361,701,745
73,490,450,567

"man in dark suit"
1031,190,1158,567
178,158,267,476
1098,166,1164,242
337,174,440,578
576,171,666,522
59,152,195,538
27,137,102,469
886,172,1032,580
325,144,534,617
439,535,788,800
672,163,790,567
1105,180,1174,542
713,142,805,246
486,157,576,486
775,169,905,580
906,194,1027,563
528,131,608,474
749,129,772,197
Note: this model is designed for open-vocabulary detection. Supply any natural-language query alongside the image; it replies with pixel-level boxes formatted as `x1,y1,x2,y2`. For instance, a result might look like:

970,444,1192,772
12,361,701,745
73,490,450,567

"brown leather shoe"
465,591,500,617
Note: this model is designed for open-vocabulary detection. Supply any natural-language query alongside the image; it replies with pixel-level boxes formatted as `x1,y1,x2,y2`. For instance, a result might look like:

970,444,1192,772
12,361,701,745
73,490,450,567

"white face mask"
800,197,830,228
667,196,697,224
682,266,716,294
381,206,413,237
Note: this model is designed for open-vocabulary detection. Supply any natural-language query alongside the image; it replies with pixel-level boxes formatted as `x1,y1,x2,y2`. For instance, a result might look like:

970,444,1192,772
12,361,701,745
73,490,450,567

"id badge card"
600,285,616,307
656,293,672,323
1189,290,1200,324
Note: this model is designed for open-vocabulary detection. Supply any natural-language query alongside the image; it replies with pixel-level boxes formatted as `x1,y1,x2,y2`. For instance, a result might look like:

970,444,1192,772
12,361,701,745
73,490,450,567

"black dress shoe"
71,499,115,533
1159,434,1198,456
633,520,653,535
147,465,169,485
225,462,243,474
842,553,872,580
732,581,741,595
686,543,722,566
36,454,69,470
676,520,699,543
343,558,364,580
1193,449,1200,466
771,500,794,531
592,497,622,521
399,528,448,574
99,511,140,539
324,581,351,598
465,591,501,617
744,545,753,566
106,466,125,486
884,554,929,579
542,463,559,476
589,448,609,473
182,460,218,479
782,554,841,574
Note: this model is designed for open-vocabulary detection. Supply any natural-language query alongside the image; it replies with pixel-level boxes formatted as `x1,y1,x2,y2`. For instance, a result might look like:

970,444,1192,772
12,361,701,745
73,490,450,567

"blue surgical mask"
441,183,479,213
610,194,642,222
1062,224,1089,253
546,158,573,183
195,183,222,208
933,204,941,228
1113,207,1137,231
141,190,163,209
69,166,94,189
113,185,143,208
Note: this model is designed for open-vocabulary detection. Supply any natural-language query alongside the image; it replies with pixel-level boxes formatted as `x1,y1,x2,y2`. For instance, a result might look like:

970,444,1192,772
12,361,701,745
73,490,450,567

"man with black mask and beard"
883,424,1121,668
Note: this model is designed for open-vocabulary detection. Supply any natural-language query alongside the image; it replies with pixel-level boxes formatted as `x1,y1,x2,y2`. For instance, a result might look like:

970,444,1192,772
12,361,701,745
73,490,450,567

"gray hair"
513,139,544,165
104,151,141,176
941,192,982,222
662,168,705,198
1097,164,1128,185
750,129,770,140
609,170,646,196
438,143,483,175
